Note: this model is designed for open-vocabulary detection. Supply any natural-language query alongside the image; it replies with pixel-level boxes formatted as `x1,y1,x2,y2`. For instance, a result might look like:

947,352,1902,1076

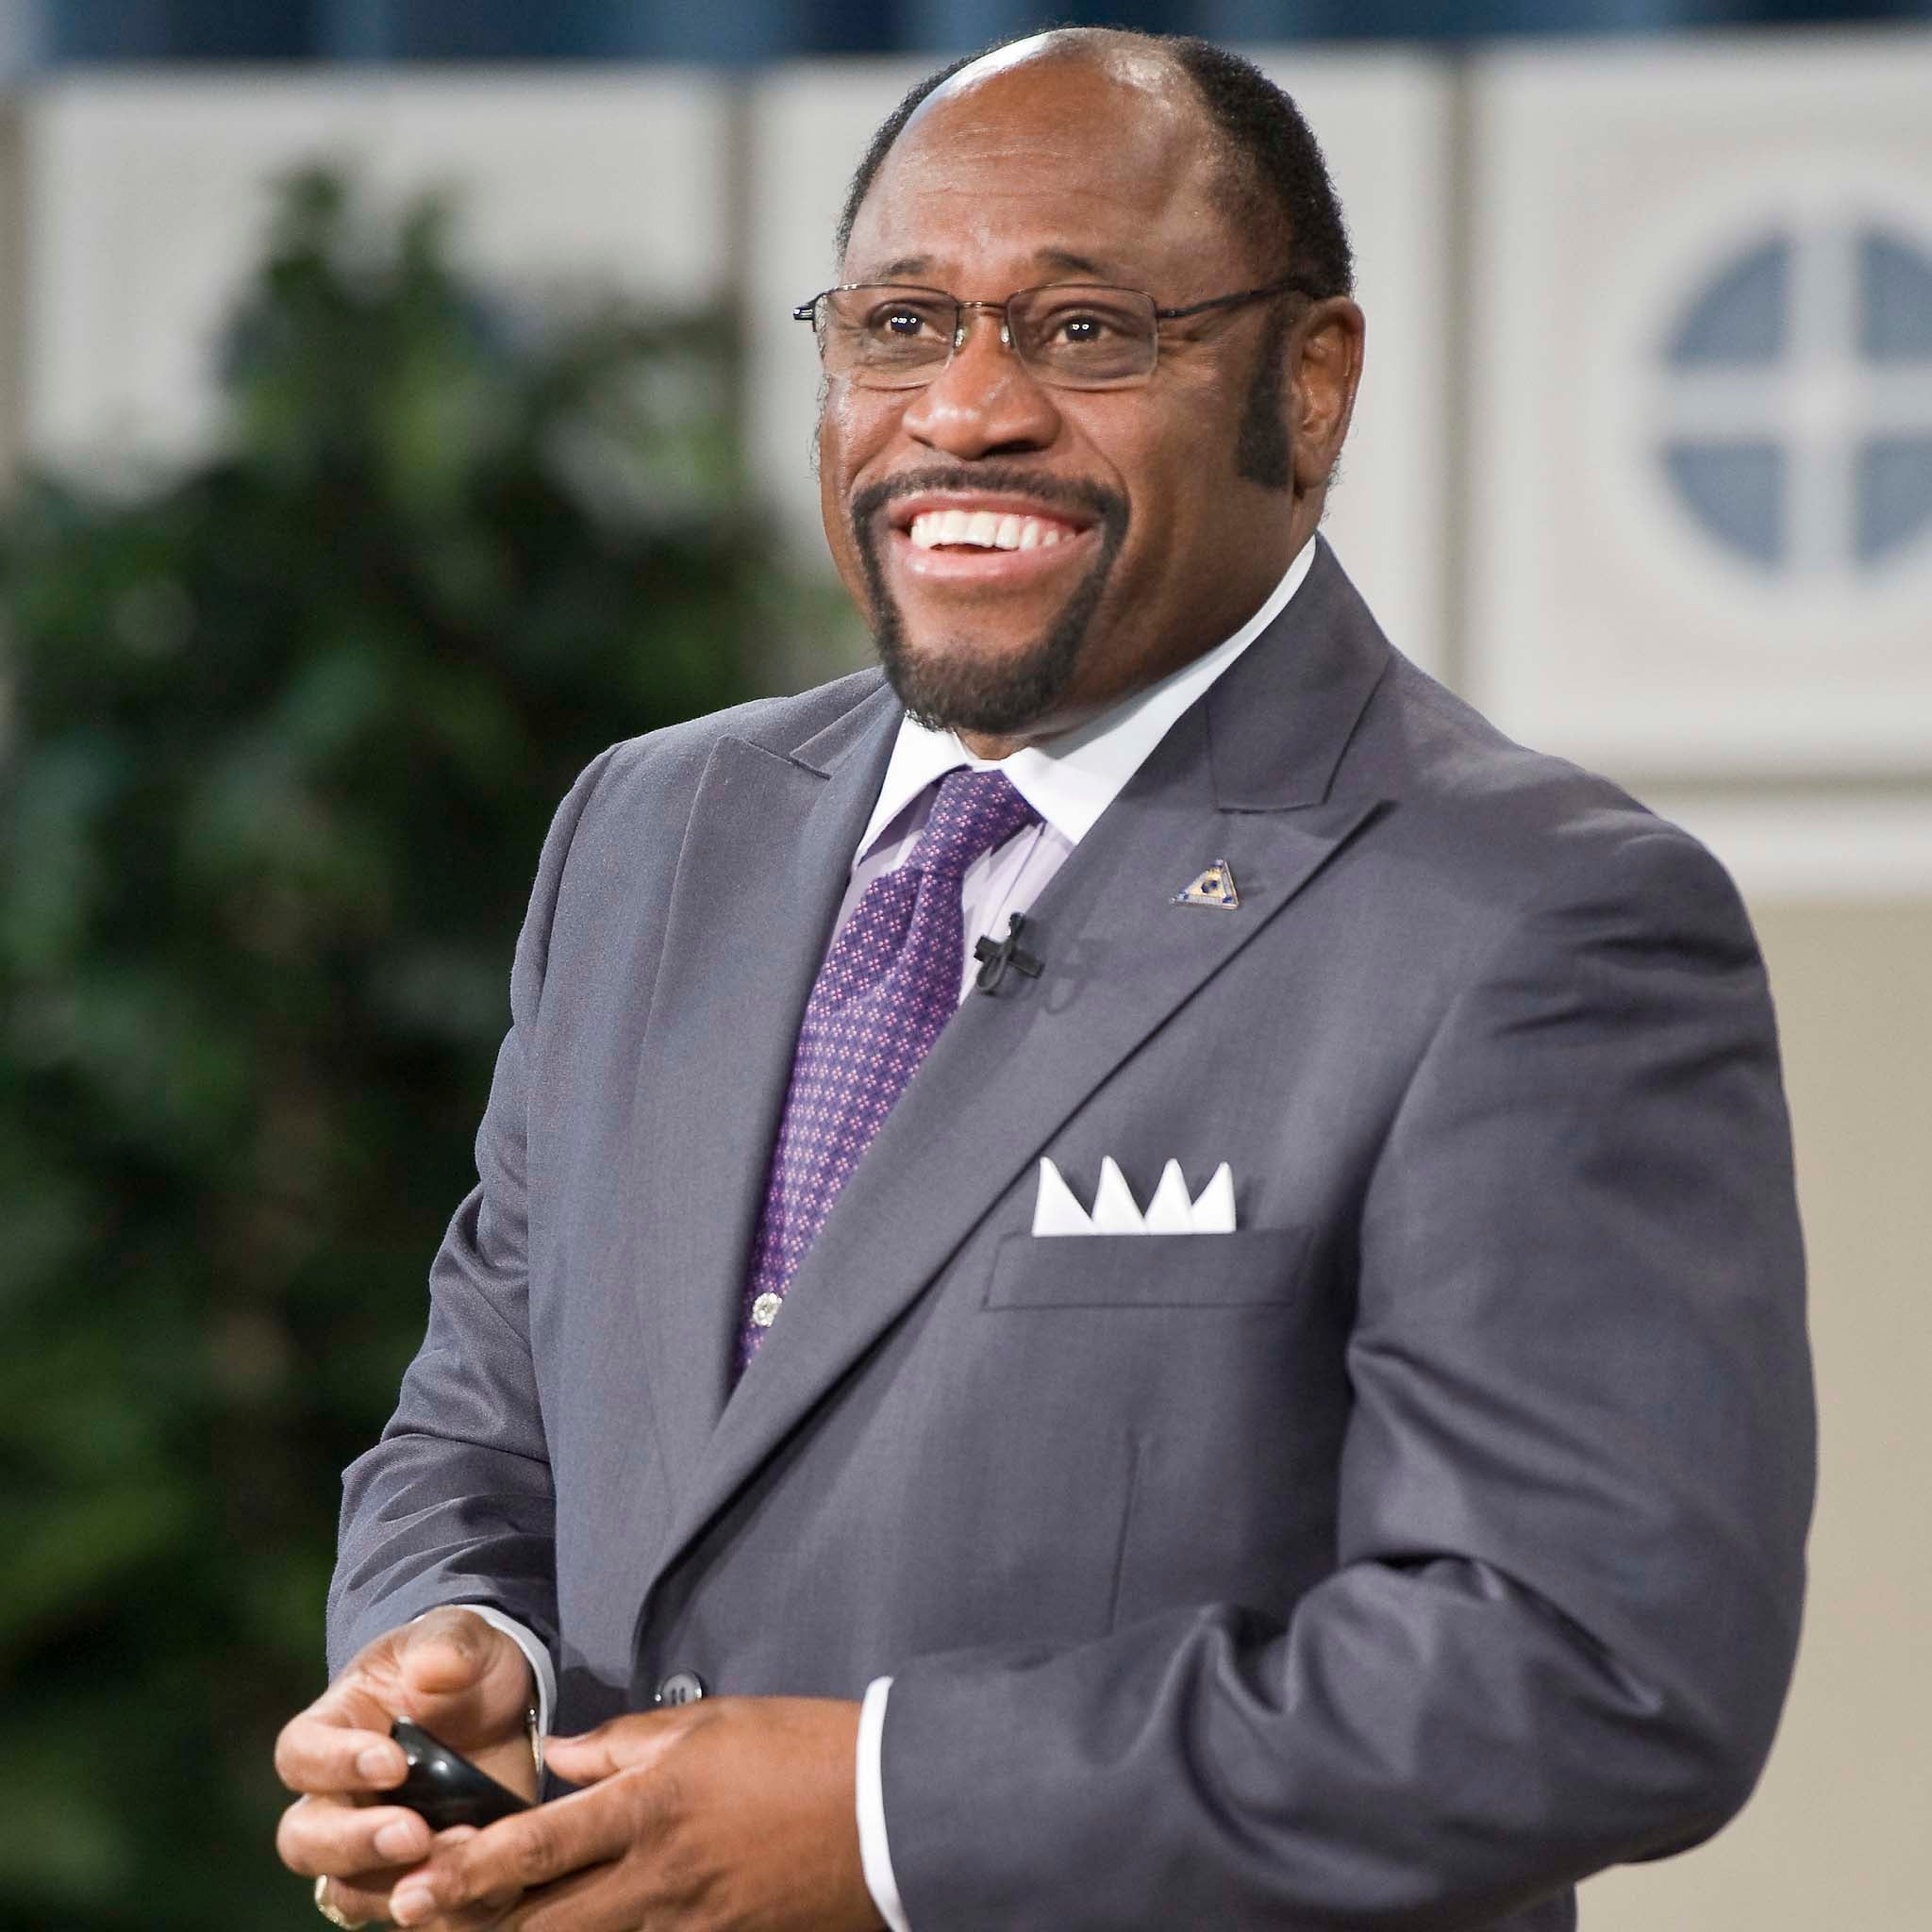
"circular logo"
1656,219,1932,580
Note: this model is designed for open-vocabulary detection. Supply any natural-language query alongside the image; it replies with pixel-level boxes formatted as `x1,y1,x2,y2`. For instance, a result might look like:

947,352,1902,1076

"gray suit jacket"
330,542,1814,1930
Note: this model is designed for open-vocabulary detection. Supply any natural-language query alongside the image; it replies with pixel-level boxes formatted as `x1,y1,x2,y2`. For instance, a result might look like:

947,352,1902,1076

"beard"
850,466,1128,737
1235,303,1294,492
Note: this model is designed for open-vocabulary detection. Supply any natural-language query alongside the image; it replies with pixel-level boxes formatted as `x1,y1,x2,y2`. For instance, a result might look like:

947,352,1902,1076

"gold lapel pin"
1174,859,1240,909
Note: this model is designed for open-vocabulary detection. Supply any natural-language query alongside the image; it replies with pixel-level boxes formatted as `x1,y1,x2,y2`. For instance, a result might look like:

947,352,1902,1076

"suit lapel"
640,543,1393,1600
630,681,898,1501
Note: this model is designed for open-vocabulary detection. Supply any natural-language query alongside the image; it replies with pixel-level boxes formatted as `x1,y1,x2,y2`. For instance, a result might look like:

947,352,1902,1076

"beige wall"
1581,901,1932,1930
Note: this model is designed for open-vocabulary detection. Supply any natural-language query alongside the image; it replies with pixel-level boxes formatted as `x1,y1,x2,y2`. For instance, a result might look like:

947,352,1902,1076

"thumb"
397,1609,531,1747
542,1715,684,1785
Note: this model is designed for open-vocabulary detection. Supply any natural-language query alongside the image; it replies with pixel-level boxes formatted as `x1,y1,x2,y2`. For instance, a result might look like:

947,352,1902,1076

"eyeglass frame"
790,274,1322,390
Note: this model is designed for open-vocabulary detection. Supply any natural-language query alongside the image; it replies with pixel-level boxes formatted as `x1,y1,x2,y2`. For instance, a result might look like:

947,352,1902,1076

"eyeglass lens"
817,284,1159,390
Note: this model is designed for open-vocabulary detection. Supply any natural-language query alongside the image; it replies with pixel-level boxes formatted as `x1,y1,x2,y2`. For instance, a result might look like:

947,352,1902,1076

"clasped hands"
275,1607,879,1931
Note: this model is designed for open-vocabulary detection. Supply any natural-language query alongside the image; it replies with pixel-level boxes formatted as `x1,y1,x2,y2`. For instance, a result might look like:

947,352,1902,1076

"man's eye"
1033,305,1144,352
1052,312,1112,343
871,308,937,339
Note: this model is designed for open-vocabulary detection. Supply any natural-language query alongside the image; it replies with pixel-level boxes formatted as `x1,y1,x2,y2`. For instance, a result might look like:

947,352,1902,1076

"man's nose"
898,313,1062,459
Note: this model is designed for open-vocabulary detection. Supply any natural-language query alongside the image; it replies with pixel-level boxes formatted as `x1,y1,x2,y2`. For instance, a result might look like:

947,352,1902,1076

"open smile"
881,492,1100,586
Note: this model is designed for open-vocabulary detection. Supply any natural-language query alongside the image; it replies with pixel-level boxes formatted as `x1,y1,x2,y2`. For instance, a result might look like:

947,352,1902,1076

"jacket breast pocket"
983,1226,1312,1310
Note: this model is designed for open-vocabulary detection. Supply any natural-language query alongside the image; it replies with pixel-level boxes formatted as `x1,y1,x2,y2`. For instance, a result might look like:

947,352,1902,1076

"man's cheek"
816,478,866,608
818,404,890,596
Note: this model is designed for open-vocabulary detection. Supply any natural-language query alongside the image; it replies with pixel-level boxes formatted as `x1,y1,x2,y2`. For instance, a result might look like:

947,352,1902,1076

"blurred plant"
0,170,769,1928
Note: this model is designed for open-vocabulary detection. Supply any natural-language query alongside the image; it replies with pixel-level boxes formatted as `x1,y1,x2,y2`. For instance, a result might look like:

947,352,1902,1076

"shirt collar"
856,536,1317,858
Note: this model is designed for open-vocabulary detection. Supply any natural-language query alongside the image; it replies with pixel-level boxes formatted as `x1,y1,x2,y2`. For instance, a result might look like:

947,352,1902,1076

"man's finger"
396,1608,531,1742
501,1865,633,1932
388,1787,633,1925
384,1831,519,1932
417,1886,526,1932
276,1795,433,1878
275,1715,408,1795
320,1870,422,1929
296,1827,484,1927
397,1607,498,1692
540,1714,680,1784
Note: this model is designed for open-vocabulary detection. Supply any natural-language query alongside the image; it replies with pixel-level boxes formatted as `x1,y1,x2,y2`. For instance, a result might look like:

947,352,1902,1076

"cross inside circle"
1657,219,1932,578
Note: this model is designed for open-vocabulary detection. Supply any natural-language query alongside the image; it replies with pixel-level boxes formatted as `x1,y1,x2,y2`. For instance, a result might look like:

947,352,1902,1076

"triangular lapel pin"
1174,858,1240,909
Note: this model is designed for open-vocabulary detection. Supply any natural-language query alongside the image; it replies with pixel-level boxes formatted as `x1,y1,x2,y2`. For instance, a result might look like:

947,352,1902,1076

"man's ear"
1289,298,1365,497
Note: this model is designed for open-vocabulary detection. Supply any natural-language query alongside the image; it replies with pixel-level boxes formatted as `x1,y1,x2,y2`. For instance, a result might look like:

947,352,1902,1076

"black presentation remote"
389,1719,532,1831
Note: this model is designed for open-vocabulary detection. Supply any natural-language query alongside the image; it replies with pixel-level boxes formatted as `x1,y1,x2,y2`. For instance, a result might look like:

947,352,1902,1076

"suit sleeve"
877,819,1815,1930
325,749,616,1680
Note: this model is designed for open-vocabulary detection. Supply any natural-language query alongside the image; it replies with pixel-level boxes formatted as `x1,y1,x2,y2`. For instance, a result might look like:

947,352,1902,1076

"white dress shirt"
462,538,1316,1932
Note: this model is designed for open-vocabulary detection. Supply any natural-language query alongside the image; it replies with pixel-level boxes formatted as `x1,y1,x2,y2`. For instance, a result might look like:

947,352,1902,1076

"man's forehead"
844,47,1219,277
897,39,1194,162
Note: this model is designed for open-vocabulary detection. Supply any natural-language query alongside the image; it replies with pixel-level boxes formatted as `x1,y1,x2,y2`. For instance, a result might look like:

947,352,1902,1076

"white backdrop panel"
746,49,1451,673
1648,793,1932,900
1469,32,1932,776
22,71,731,465
745,58,928,569
1251,48,1451,677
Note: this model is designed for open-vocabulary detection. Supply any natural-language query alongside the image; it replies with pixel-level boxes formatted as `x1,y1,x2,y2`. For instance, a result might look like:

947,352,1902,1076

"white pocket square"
1031,1156,1236,1236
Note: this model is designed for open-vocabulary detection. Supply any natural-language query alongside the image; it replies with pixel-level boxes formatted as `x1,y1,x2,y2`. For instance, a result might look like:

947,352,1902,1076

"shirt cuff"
857,1674,910,1932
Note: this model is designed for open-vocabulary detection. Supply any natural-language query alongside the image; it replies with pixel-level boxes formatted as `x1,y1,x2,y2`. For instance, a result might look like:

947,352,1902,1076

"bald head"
911,25,1184,125
848,41,1232,302
835,27,1352,301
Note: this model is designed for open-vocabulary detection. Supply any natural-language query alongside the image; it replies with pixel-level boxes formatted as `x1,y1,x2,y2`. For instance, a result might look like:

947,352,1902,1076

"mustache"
850,466,1128,533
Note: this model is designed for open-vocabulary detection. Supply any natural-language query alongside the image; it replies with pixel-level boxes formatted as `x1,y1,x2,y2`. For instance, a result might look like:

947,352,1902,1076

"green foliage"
0,171,767,1928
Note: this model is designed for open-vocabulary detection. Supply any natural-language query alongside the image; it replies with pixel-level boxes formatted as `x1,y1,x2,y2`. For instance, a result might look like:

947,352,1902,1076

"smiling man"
276,28,1812,1932
822,37,1351,755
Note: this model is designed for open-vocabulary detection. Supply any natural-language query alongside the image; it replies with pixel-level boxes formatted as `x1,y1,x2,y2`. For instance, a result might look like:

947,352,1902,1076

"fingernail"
390,1885,433,1925
375,1821,422,1860
358,1745,401,1783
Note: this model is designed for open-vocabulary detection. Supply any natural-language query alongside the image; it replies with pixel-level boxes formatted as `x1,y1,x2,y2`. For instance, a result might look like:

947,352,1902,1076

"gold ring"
313,1874,362,1928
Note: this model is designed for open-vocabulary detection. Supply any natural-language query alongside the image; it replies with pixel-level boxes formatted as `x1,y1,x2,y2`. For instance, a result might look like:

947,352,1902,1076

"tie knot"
909,768,1040,880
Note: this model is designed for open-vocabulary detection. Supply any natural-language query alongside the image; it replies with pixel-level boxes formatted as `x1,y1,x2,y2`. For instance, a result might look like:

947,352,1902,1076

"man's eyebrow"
1036,248,1117,279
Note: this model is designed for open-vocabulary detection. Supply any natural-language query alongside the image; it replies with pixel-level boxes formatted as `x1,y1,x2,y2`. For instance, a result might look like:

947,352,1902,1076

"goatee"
850,468,1128,737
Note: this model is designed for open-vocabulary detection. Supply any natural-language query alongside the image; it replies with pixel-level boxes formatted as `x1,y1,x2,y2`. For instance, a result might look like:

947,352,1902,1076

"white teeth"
907,508,1076,552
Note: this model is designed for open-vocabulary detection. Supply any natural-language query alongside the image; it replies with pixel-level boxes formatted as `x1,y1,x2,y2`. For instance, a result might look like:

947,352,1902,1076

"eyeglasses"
791,276,1315,391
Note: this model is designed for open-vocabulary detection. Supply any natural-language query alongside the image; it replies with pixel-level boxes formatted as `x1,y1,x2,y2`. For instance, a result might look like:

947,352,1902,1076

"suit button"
655,1670,708,1707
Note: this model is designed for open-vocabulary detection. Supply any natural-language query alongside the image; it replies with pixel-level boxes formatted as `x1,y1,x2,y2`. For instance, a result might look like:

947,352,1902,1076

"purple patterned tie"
735,768,1041,1373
